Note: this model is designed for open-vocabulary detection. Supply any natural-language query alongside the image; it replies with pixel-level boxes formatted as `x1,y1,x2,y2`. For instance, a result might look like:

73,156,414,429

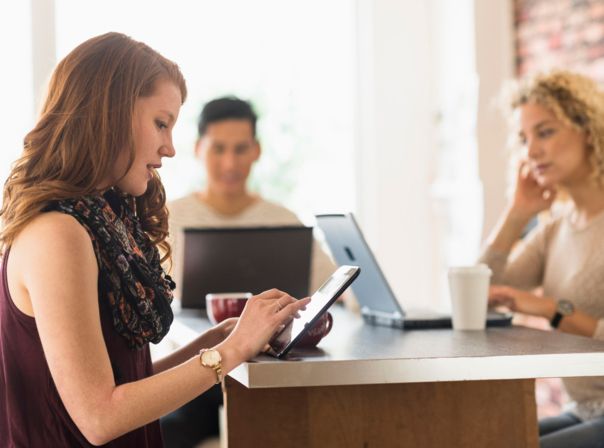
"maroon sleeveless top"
0,250,164,447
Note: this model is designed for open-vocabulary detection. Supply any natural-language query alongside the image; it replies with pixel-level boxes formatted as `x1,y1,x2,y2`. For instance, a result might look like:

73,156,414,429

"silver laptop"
316,213,512,329
180,226,312,309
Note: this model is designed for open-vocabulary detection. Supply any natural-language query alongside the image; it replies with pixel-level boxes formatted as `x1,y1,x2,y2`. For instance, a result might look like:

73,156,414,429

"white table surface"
172,304,604,389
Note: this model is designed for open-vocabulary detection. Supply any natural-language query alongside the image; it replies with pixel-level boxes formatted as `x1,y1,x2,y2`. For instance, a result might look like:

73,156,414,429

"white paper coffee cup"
448,264,492,330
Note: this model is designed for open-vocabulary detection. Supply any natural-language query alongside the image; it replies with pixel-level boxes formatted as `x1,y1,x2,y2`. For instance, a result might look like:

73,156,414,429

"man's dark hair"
197,96,258,138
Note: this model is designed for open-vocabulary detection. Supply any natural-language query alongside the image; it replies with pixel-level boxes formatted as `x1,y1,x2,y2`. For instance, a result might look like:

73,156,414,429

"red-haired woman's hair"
0,32,187,261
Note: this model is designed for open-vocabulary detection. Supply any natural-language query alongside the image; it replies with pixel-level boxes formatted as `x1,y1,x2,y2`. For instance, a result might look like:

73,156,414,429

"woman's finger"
254,288,286,300
276,297,310,321
274,294,297,312
518,160,530,180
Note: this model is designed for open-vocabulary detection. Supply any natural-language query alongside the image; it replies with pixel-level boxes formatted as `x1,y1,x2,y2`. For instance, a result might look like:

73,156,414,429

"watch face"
558,300,575,316
202,349,222,366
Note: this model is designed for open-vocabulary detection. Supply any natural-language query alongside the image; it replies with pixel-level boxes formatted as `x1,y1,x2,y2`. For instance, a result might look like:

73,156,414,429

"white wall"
355,0,438,309
475,1,515,239
31,0,56,114
0,2,35,184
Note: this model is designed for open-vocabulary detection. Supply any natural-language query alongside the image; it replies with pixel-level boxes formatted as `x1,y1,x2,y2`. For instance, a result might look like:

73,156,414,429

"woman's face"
518,102,591,188
115,79,182,196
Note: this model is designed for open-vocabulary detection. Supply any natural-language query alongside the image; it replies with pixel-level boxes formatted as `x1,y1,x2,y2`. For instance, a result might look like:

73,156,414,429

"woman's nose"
161,139,176,158
526,139,541,159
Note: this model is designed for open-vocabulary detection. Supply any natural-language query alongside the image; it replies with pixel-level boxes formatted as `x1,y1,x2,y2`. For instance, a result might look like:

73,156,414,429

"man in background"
161,96,336,447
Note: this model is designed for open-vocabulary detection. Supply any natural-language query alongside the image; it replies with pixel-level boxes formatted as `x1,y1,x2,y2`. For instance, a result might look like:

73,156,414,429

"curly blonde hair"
506,70,604,187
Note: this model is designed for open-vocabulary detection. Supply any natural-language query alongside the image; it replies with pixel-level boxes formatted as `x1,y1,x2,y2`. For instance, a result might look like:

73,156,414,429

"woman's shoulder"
14,212,93,255
23,211,87,234
9,212,98,303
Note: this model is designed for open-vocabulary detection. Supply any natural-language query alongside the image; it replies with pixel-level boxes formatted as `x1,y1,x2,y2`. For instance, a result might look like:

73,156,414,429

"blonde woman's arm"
485,161,556,254
480,162,556,287
488,286,598,337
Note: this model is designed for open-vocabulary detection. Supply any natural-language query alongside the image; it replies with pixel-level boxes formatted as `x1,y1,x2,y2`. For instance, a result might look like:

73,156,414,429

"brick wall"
515,0,604,82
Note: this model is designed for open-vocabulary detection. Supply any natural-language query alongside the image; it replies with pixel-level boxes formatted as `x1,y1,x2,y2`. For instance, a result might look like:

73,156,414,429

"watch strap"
550,312,563,329
550,299,575,329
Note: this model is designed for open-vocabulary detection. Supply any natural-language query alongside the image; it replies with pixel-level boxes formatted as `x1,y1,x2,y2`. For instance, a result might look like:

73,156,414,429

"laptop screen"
180,226,312,308
316,214,404,318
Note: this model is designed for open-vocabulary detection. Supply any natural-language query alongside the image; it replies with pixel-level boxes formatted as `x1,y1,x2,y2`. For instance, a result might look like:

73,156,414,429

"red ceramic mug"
297,311,333,348
206,292,252,325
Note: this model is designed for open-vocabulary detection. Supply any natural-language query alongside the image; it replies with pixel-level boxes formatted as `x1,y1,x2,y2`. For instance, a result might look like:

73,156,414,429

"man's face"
197,119,260,197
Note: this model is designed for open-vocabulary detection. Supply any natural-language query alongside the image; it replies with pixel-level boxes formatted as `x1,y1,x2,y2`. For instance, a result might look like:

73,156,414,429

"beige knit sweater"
167,193,336,298
480,207,604,420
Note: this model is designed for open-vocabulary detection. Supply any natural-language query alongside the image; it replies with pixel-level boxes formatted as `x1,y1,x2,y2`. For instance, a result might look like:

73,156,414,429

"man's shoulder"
253,198,301,222
168,192,199,210
255,197,293,212
167,193,207,222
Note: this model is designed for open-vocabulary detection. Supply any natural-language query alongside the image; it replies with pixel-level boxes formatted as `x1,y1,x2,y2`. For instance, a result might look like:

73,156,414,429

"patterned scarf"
49,189,174,349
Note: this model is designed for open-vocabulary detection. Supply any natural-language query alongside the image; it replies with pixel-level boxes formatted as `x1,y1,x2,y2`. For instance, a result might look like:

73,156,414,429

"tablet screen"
269,265,360,358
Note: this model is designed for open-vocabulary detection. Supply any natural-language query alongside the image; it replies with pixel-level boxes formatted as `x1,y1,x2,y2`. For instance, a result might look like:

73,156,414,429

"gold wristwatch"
199,349,223,384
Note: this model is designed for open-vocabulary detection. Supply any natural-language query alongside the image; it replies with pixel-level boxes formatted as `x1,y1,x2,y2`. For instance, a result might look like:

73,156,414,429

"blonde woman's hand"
509,161,556,221
221,289,310,360
488,285,555,319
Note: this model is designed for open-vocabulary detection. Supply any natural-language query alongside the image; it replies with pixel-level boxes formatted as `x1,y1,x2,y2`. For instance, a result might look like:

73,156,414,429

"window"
54,0,356,217
0,2,34,185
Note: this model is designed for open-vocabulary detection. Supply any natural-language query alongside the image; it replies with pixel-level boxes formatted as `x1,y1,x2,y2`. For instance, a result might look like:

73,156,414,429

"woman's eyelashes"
518,127,556,145
155,120,168,130
537,128,555,139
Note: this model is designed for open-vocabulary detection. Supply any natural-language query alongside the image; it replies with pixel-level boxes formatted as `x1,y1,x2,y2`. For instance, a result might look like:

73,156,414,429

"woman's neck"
566,181,604,226
196,190,258,216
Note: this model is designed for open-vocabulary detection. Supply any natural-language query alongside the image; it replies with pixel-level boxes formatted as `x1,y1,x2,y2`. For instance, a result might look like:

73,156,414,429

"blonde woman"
481,71,604,447
0,32,308,447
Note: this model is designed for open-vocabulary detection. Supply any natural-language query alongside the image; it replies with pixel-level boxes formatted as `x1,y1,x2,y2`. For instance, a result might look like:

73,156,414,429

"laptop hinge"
361,307,405,329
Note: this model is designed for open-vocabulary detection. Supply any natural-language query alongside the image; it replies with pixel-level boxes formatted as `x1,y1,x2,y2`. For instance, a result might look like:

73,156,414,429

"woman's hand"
488,285,555,319
485,161,556,254
209,318,238,345
509,161,556,221
219,289,310,360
